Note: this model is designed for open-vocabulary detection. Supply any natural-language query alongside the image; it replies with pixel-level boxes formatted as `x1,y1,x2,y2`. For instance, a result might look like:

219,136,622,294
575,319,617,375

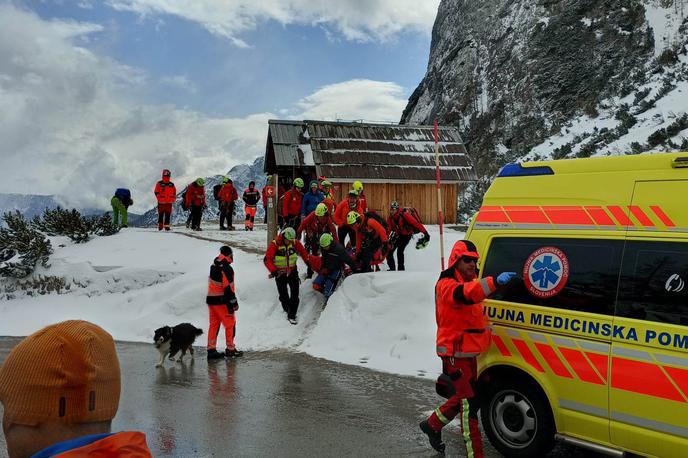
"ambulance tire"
481,376,555,457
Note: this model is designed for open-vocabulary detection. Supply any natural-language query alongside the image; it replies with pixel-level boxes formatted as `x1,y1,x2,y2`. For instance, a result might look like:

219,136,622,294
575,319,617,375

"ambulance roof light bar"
497,163,555,177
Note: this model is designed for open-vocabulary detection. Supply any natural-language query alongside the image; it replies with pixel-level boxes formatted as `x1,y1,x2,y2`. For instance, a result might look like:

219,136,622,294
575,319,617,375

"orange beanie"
0,320,121,426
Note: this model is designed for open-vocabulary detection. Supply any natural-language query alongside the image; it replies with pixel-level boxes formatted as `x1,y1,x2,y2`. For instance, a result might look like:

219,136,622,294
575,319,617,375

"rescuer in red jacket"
281,178,304,229
264,227,310,325
154,169,177,231
297,203,338,278
348,211,388,273
334,191,364,248
419,240,516,455
386,201,430,271
184,178,206,231
218,178,239,230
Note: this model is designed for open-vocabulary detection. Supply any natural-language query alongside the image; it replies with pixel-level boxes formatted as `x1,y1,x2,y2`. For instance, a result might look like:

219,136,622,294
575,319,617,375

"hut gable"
265,120,476,183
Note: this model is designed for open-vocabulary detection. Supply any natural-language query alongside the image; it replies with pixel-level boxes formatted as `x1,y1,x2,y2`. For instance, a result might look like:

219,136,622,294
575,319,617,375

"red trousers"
427,356,484,458
245,206,257,229
207,306,236,351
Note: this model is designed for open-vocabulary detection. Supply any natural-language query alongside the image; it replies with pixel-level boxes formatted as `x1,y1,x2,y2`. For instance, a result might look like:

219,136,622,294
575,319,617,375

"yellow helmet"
347,211,361,226
315,203,328,217
353,181,363,192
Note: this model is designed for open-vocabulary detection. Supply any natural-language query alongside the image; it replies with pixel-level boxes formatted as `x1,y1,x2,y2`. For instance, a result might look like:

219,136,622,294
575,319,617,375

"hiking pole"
434,119,445,270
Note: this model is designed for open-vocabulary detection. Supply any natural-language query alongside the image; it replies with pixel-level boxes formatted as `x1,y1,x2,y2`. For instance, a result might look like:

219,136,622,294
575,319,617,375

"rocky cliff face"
403,0,688,220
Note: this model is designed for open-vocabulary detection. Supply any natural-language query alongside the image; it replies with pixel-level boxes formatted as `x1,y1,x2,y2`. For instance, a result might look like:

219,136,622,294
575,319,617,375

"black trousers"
190,205,203,229
387,234,412,271
275,271,300,319
304,234,320,277
357,237,382,273
219,202,235,228
337,226,356,248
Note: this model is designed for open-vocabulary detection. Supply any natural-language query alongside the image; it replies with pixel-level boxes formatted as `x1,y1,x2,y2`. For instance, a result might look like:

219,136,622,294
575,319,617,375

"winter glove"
496,272,517,285
416,233,430,249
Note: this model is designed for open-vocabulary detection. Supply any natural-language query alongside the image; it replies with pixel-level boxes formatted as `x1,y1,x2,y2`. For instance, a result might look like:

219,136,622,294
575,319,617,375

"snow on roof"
265,119,476,183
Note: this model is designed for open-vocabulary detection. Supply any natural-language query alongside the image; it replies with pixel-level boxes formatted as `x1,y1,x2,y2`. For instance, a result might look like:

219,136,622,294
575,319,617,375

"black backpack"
364,211,388,232
213,184,223,201
180,189,188,210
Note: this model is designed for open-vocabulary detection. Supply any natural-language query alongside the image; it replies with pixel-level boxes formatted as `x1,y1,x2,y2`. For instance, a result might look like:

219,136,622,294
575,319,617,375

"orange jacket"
219,183,238,203
154,178,177,204
354,217,388,254
37,431,152,457
206,254,236,308
435,268,496,358
333,198,364,227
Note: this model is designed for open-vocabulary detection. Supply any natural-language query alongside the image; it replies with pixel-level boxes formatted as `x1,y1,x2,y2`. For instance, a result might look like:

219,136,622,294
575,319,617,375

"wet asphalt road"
0,338,594,457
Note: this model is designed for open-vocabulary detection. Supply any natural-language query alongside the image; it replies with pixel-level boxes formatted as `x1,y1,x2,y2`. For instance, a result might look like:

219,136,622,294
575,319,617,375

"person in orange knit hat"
0,320,152,458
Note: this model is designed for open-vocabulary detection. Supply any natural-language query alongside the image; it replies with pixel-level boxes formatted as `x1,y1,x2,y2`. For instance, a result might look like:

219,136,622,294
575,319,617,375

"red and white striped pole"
434,118,445,270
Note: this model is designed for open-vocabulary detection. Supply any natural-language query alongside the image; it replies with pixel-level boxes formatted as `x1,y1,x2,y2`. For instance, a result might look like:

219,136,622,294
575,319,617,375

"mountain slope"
403,0,688,221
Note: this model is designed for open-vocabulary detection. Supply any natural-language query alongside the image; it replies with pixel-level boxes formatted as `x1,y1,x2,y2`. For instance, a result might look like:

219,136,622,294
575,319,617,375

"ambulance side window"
482,237,623,315
616,240,688,326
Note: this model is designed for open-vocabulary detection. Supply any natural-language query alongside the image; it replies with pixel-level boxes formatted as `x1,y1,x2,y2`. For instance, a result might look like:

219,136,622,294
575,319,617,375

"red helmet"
447,240,480,268
162,169,171,178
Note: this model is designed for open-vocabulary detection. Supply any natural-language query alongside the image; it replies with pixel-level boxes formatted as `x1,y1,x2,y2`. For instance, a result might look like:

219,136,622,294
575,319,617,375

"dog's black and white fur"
154,323,203,367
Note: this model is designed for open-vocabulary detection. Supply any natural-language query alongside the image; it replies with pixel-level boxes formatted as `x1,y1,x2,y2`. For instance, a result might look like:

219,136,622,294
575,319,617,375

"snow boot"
419,420,445,454
220,225,227,230
288,318,298,325
225,349,244,358
207,349,224,360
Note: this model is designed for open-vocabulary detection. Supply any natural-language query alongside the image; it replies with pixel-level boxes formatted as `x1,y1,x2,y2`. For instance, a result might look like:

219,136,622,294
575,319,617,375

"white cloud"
0,4,409,212
295,79,407,122
160,74,197,93
106,0,440,45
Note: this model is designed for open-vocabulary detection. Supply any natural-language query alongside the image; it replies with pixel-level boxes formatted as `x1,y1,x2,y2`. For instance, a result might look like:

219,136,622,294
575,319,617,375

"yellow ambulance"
468,152,688,457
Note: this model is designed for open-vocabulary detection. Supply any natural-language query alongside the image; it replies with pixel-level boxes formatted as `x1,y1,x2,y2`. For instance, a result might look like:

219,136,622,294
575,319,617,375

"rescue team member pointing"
419,240,516,456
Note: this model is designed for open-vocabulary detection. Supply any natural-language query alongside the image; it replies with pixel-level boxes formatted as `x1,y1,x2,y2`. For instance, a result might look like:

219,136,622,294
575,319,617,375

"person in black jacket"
242,181,261,231
312,233,356,300
205,245,244,359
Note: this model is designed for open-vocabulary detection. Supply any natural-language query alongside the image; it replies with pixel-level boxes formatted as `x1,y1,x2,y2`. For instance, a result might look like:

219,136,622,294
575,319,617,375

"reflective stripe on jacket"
435,269,496,358
264,236,308,273
206,255,236,307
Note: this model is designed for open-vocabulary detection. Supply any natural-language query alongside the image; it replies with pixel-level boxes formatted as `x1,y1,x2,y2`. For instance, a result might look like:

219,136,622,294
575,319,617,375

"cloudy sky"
0,0,439,211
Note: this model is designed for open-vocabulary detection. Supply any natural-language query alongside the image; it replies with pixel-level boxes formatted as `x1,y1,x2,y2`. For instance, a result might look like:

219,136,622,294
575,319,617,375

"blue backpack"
115,188,131,199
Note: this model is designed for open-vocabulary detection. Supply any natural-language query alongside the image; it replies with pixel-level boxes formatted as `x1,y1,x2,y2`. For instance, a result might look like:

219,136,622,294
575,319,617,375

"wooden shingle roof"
265,119,476,183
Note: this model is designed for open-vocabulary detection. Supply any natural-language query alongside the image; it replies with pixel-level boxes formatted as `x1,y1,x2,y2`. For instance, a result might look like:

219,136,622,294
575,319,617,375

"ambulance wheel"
481,376,555,457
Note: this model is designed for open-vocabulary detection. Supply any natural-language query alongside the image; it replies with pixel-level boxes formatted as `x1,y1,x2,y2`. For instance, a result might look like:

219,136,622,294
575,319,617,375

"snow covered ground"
0,224,464,379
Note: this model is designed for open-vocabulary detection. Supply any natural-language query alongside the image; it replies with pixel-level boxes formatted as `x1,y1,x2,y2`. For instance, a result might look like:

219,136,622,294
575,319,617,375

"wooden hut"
264,119,476,225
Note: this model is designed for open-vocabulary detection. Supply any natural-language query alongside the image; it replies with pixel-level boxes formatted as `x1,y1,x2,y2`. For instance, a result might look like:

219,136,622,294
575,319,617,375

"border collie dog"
154,323,203,367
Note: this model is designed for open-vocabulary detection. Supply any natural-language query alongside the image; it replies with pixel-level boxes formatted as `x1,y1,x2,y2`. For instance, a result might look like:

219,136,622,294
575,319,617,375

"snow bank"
0,225,463,379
